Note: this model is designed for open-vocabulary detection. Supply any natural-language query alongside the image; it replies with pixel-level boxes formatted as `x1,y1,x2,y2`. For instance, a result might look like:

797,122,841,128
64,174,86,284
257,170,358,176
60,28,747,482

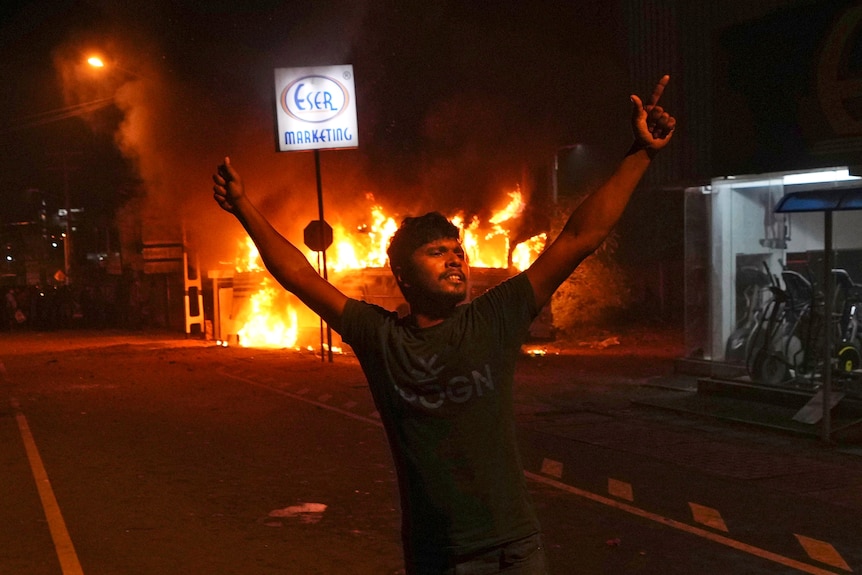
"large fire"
231,189,547,349
326,202,399,272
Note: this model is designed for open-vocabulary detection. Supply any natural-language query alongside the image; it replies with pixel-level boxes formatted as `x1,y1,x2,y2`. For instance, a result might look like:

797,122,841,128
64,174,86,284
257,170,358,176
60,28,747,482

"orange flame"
235,237,264,273
512,233,547,271
232,187,547,348
236,277,299,348
325,203,399,272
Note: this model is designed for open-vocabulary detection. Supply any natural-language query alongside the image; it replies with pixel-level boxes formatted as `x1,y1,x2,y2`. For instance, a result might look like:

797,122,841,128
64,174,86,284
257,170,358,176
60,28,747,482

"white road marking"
219,369,383,428
525,471,842,575
607,478,634,502
11,399,85,575
795,534,852,572
689,502,729,532
540,458,564,478
221,367,847,575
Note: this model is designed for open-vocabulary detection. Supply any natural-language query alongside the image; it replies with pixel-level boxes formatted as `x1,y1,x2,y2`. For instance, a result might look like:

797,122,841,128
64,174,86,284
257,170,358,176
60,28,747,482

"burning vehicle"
212,188,552,351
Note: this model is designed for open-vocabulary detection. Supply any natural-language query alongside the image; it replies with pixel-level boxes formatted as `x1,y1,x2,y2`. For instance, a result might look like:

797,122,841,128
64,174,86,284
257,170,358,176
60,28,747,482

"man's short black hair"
387,212,460,271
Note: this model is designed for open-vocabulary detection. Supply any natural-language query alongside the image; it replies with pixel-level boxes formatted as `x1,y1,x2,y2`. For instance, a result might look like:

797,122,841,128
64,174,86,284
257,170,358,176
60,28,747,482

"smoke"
38,1,629,273
42,1,372,272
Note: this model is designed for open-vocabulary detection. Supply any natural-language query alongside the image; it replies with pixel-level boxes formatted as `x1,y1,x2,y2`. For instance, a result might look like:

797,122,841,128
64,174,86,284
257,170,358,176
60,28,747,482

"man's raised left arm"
525,75,677,308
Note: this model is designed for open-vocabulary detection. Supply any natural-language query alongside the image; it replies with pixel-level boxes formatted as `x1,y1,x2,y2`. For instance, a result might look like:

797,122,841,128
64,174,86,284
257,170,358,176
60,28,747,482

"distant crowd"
2,273,149,332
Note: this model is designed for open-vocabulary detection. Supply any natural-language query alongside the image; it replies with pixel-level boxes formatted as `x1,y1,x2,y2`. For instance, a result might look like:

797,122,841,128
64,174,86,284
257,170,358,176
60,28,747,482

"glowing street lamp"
5,53,139,285
86,54,142,81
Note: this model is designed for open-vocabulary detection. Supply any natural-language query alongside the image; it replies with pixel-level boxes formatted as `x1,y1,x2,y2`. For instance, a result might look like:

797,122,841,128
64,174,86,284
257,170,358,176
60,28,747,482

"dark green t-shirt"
340,272,541,566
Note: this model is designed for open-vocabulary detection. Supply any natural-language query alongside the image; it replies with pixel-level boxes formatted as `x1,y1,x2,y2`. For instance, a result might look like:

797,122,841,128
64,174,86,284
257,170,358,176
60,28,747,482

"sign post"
274,65,358,361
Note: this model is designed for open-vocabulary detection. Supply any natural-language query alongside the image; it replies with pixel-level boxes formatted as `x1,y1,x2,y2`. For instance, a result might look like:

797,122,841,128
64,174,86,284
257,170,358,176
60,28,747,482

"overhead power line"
3,98,116,132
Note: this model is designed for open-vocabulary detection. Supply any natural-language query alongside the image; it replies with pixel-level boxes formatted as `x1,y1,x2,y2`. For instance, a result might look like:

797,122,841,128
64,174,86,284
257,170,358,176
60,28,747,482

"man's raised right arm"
212,157,348,331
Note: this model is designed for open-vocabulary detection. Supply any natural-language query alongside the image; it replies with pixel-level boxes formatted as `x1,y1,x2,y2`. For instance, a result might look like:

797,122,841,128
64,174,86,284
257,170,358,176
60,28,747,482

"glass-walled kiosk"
686,167,862,393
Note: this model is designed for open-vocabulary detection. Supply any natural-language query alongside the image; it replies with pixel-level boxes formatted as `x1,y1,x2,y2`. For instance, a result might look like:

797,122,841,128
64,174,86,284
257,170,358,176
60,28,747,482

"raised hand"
630,75,676,150
212,156,244,213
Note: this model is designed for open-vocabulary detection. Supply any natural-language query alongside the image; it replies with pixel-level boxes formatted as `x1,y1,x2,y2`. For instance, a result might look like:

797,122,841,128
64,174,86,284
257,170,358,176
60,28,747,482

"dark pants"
411,533,549,575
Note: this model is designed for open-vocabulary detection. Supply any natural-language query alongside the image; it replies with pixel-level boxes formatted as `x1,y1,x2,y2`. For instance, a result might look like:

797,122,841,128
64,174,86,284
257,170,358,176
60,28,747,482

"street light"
8,53,143,286
6,56,127,286
85,54,143,81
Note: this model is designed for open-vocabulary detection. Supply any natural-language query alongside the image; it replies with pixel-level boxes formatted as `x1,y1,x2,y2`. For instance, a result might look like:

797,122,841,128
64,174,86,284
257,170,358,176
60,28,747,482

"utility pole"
48,151,81,285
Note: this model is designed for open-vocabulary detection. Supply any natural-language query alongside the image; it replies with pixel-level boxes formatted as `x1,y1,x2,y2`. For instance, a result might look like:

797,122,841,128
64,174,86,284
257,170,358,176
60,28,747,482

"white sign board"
274,65,358,152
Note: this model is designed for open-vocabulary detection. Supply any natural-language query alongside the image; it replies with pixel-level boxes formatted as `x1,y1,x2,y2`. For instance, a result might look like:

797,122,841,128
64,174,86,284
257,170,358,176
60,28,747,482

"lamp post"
10,56,129,285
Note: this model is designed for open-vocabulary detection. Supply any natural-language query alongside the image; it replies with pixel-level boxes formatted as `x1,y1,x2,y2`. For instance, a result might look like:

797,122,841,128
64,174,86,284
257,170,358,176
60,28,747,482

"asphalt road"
1,330,861,574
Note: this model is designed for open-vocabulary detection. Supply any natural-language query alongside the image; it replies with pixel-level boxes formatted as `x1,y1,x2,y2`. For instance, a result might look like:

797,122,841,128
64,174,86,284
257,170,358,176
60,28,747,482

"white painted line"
219,369,383,428
524,471,842,575
689,502,728,532
219,366,843,575
12,399,84,575
540,458,563,478
795,534,852,572
608,478,634,502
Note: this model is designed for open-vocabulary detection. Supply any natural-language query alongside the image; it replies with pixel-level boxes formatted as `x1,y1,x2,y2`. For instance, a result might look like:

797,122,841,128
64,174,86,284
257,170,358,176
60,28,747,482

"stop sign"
303,219,333,252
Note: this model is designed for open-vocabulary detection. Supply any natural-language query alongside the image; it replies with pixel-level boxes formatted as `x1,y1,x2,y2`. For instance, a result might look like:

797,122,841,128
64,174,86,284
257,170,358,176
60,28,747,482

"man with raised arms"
212,76,676,575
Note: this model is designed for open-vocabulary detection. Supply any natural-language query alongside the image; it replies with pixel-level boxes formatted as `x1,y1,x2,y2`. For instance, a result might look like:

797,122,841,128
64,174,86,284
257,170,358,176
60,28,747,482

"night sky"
0,0,638,267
